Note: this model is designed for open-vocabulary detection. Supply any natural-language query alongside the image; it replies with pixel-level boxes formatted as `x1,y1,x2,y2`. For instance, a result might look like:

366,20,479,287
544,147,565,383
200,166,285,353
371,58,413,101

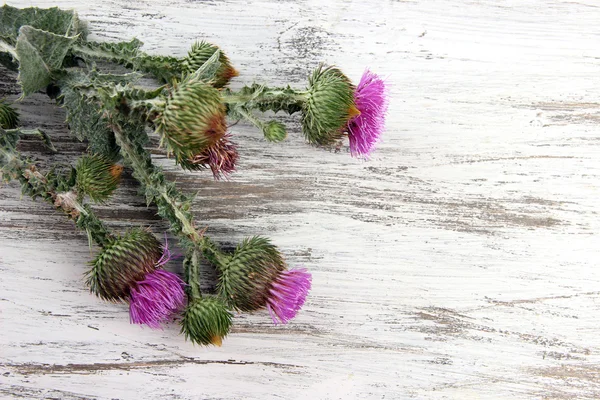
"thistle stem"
0,145,113,247
110,120,201,243
223,86,307,115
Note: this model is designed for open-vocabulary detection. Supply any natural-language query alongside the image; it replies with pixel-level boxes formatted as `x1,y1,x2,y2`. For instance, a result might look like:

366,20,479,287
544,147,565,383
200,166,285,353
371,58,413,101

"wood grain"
1,0,599,398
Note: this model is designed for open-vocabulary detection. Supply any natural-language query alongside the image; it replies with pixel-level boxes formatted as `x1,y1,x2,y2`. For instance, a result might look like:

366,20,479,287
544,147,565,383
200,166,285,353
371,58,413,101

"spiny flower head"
129,237,186,329
181,41,239,88
302,65,357,146
0,99,19,129
347,70,389,158
181,296,232,346
266,268,311,325
212,236,312,324
184,134,238,179
75,154,122,203
86,228,162,302
215,236,286,312
154,76,227,166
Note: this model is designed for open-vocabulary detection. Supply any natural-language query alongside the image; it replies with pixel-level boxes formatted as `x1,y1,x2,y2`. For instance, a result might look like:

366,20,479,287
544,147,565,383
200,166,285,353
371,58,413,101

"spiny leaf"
15,26,77,96
0,5,85,45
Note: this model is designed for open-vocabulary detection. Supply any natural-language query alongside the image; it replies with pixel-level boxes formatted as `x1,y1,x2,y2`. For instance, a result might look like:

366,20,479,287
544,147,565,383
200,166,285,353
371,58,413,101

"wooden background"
1,0,599,398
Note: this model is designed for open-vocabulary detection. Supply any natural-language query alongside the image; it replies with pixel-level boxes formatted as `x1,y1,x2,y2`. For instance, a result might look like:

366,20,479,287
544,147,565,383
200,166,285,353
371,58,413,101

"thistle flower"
347,70,388,158
302,65,358,146
86,228,162,302
129,237,186,328
154,76,227,166
0,99,19,129
129,270,186,328
75,154,122,203
181,296,232,346
184,134,238,179
211,236,312,324
181,41,239,88
266,268,312,325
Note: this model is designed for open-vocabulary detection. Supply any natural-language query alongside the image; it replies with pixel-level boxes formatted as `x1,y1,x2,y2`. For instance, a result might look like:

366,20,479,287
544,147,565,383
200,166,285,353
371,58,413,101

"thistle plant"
0,5,389,346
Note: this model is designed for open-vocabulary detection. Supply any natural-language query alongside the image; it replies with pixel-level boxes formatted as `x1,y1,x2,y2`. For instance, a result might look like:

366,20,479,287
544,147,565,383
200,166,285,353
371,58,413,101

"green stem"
0,146,113,247
187,248,203,300
223,86,307,115
110,121,201,243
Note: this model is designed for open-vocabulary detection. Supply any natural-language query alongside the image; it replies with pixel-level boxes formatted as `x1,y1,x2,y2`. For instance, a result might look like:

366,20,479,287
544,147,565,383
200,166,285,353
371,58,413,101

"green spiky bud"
181,41,239,88
212,236,286,312
302,65,358,146
86,228,162,302
155,76,227,167
262,121,287,142
181,296,232,346
0,99,19,129
75,154,122,203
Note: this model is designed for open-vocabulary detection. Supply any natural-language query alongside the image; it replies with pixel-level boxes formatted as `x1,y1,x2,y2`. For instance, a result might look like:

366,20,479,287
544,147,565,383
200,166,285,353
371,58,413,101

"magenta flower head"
129,236,186,329
86,230,185,329
266,268,312,325
207,236,312,324
347,69,389,158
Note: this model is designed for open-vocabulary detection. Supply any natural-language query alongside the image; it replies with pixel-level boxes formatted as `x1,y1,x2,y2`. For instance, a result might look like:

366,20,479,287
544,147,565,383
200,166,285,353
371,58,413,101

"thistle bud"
155,77,227,166
181,296,232,346
302,65,357,146
262,121,287,143
86,228,162,302
182,41,239,88
76,154,121,203
0,99,19,129
213,236,312,324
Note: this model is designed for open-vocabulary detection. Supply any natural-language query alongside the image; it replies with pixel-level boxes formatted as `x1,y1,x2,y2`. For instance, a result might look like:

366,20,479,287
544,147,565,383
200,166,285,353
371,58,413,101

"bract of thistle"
215,236,286,312
86,228,162,302
302,65,357,146
154,76,227,168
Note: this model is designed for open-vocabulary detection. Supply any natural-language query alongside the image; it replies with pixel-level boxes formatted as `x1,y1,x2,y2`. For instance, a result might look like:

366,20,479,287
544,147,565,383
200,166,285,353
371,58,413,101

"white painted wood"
1,0,600,398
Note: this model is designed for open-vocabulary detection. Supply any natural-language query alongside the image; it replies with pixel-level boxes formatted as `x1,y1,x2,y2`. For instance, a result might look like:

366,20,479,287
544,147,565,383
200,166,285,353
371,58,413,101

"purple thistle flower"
266,268,312,325
189,134,238,180
347,69,389,158
129,270,186,329
129,237,186,329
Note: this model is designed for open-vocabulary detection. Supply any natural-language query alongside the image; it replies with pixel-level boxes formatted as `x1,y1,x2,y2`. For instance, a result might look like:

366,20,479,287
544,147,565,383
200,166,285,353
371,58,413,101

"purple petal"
348,69,389,158
266,268,312,325
129,270,186,329
155,234,174,268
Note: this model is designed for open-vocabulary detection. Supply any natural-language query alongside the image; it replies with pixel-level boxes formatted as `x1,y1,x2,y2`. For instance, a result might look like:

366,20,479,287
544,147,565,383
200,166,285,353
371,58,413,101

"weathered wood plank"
1,0,599,398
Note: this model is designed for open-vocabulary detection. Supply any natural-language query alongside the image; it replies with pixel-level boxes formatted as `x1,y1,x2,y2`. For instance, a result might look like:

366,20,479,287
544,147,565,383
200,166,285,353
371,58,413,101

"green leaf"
15,26,77,96
0,5,85,45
